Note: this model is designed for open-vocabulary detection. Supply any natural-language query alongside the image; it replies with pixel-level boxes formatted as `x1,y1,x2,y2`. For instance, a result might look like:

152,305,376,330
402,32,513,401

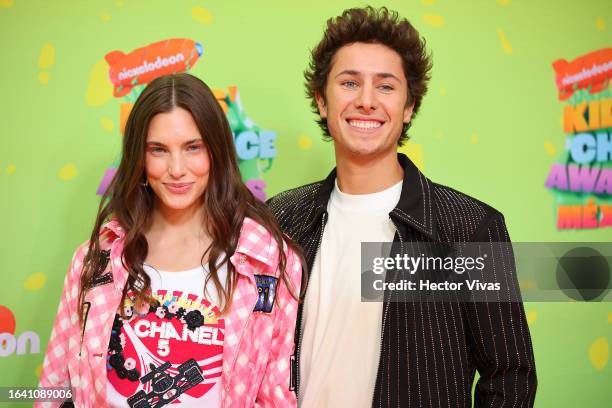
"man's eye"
342,80,358,89
378,84,394,92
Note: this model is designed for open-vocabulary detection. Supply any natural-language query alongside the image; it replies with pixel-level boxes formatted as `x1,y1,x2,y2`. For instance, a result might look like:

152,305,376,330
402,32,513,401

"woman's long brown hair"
78,73,304,320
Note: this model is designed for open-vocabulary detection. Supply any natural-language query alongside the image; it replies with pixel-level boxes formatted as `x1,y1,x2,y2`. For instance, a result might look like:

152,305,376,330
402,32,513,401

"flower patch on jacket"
106,290,224,407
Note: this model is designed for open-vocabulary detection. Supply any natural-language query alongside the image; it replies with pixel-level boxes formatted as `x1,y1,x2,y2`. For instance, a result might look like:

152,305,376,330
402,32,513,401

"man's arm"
463,212,537,407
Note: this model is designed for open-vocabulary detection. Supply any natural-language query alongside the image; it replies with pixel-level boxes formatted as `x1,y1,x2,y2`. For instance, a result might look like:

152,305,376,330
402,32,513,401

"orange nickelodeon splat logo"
105,38,203,97
552,48,612,101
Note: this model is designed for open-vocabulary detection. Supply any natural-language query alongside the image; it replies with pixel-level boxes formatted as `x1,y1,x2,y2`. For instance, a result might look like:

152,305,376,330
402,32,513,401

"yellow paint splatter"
38,71,50,84
439,86,446,96
422,13,445,28
58,163,78,180
595,18,605,31
38,43,55,69
85,60,113,107
6,164,16,174
116,0,124,8
192,6,213,25
420,0,435,5
497,29,513,54
398,142,424,171
496,0,511,5
0,0,14,8
100,117,115,132
24,272,46,291
298,135,313,150
470,133,479,144
588,337,609,370
434,131,444,140
35,364,43,377
526,309,537,326
101,11,111,21
544,141,557,156
520,279,536,289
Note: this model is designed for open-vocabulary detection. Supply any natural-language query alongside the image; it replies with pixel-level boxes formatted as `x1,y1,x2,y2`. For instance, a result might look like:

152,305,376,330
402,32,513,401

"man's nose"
355,83,378,113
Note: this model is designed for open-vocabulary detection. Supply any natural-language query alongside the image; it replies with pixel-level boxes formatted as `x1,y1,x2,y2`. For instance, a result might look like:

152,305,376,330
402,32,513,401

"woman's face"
145,107,210,215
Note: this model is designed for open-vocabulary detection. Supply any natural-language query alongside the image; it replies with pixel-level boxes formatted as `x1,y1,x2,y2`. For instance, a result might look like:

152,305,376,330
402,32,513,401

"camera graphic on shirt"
127,358,204,408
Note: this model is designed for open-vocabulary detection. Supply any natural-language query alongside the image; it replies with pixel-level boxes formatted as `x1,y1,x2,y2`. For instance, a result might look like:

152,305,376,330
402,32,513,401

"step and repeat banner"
1,0,610,406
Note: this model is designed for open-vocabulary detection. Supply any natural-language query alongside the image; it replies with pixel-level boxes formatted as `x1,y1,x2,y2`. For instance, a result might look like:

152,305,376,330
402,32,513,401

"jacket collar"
100,219,125,240
233,217,279,269
315,153,437,238
100,217,279,269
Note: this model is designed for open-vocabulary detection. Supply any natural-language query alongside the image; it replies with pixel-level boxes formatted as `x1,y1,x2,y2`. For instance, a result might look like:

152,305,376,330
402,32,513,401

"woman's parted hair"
304,6,433,145
78,73,302,320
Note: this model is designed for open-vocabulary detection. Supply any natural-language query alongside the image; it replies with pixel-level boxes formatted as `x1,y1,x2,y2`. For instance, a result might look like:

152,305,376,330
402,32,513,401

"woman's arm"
255,246,302,407
35,243,88,408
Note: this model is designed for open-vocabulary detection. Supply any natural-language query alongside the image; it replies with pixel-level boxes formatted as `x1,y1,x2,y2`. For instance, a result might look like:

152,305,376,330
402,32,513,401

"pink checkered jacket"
37,217,301,407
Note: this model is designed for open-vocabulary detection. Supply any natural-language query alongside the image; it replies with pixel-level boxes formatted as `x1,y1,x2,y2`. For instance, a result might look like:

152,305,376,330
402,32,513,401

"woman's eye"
187,144,203,151
150,147,166,154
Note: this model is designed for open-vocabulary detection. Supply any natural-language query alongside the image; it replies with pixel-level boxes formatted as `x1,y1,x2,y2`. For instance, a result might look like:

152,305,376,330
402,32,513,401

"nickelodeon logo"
0,304,40,357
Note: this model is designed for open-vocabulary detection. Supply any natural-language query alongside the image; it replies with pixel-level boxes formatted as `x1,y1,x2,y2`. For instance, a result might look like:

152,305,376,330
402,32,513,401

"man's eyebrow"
335,69,401,82
335,69,360,78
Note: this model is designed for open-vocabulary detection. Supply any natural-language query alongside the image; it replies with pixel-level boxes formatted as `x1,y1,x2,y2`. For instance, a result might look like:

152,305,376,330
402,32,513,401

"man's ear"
403,101,415,124
315,91,327,118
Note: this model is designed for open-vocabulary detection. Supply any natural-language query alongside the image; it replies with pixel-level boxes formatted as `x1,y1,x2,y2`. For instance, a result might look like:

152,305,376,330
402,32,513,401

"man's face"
316,42,414,160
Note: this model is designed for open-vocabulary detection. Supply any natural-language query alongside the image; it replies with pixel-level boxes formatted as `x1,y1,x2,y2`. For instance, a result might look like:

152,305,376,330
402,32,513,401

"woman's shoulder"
67,219,124,273
237,217,299,264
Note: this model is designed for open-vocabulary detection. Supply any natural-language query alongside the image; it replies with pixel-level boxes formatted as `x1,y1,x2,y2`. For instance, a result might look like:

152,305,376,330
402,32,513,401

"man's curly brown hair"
304,6,432,146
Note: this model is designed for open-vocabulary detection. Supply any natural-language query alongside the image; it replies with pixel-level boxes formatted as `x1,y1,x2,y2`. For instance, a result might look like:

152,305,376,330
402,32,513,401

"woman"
37,73,303,407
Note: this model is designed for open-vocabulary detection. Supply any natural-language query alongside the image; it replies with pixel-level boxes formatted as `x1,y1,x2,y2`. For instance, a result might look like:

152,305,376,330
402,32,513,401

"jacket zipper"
294,211,326,398
371,217,403,408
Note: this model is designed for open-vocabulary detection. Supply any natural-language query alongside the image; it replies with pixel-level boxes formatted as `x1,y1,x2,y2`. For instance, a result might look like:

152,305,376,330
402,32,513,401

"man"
268,6,537,407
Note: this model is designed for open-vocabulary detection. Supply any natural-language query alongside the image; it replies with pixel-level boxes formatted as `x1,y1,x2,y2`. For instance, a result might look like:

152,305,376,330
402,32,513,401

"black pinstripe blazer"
268,153,537,407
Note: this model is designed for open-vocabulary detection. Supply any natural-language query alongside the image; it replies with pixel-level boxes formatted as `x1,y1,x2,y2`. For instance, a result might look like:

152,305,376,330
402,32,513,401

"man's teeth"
348,120,382,129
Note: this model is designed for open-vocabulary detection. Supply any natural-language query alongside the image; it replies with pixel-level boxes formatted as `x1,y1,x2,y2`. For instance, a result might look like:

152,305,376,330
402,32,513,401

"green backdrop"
1,0,610,406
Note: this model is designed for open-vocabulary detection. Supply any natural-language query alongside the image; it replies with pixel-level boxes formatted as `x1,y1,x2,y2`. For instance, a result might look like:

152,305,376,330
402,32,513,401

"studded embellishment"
127,359,204,407
254,275,278,313
90,249,113,288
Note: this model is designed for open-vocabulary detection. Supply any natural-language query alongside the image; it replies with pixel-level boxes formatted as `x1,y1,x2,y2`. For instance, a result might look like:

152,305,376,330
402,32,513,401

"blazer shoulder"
267,181,323,215
431,182,504,241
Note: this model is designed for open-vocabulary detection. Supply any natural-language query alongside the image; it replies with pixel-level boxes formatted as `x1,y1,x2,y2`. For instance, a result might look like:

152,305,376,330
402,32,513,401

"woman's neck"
148,202,207,237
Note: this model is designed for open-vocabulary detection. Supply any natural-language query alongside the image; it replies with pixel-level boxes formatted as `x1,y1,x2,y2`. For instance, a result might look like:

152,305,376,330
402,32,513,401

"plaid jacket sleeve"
35,244,87,408
254,246,302,407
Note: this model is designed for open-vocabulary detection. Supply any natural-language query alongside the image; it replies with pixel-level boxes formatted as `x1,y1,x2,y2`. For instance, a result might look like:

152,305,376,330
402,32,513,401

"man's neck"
335,150,404,194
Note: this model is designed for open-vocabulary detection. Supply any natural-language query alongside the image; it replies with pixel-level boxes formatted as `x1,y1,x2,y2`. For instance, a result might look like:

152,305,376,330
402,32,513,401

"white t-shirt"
106,262,227,408
299,180,402,407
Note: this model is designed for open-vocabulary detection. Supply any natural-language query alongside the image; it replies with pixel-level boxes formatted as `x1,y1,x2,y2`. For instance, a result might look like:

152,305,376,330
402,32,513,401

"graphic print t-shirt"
106,264,227,408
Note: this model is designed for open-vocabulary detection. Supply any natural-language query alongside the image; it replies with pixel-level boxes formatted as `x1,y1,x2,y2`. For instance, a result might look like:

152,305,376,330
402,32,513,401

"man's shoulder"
429,181,505,240
267,181,324,238
431,181,500,216
267,180,323,215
